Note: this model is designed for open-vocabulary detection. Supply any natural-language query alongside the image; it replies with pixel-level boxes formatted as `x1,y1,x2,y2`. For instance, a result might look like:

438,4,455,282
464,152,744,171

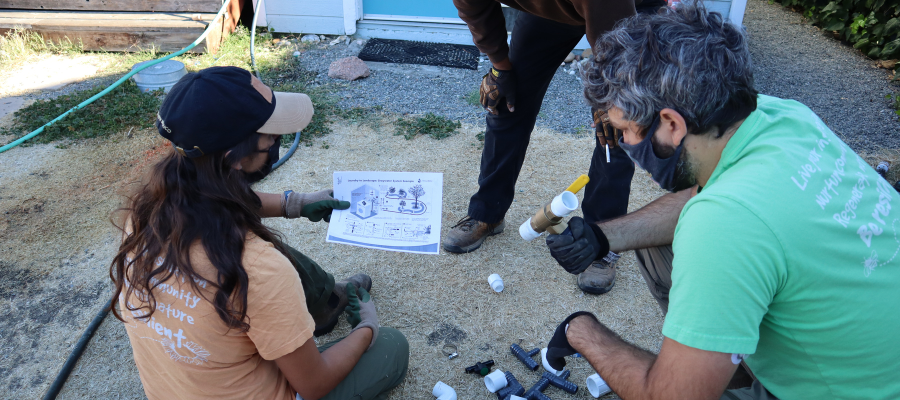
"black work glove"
285,190,351,222
545,311,599,371
480,67,516,115
592,108,622,149
545,217,610,274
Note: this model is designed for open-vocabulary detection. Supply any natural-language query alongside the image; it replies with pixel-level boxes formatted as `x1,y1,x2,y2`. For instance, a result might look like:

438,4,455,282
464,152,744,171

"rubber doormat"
358,38,480,70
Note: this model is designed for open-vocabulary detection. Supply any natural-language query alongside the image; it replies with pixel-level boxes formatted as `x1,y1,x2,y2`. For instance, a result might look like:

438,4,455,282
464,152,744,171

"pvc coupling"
484,370,508,393
543,370,578,394
433,381,457,400
587,373,612,398
466,359,495,376
488,274,504,292
510,344,541,371
519,191,579,241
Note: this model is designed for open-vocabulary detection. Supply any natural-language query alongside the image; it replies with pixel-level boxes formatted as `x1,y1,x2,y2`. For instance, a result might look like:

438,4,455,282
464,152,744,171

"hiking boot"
577,252,621,295
442,216,505,253
312,273,372,336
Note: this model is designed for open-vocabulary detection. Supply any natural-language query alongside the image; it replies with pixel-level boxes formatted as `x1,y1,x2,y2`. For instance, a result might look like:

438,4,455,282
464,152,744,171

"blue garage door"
363,0,460,19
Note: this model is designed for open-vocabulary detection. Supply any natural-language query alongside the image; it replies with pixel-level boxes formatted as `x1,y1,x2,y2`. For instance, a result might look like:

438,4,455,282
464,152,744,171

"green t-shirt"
663,95,900,399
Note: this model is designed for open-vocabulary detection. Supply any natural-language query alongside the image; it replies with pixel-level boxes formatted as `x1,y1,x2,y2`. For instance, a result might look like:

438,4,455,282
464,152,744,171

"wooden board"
0,11,225,53
0,0,221,13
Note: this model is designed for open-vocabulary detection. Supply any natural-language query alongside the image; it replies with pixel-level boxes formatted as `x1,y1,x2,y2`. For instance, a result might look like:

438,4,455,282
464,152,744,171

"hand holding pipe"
519,175,589,241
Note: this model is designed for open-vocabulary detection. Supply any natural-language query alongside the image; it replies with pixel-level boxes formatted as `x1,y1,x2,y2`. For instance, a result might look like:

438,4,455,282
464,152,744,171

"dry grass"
2,116,668,399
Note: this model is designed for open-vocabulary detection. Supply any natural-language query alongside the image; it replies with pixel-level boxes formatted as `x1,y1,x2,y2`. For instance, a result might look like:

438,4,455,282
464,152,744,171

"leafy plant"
394,113,462,140
886,93,900,115
776,0,900,60
464,90,480,106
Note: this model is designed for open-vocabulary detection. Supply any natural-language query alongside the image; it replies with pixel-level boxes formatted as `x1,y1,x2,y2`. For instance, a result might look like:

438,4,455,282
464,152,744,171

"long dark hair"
110,133,285,331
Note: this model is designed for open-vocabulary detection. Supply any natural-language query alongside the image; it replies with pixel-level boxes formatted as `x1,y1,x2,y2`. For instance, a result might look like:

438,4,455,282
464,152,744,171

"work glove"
545,311,598,371
480,67,517,115
284,189,350,222
545,217,610,274
592,108,622,149
345,283,379,350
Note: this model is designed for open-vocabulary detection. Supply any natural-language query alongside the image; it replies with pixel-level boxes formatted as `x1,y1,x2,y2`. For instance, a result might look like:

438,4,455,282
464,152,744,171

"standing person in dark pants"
445,0,665,294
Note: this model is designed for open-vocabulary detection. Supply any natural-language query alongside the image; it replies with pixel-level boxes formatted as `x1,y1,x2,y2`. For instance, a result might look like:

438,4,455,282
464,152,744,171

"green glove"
285,189,351,222
345,283,379,350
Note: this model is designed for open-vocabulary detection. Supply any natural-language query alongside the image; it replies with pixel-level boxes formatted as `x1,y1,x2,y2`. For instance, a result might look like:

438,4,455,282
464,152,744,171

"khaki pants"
635,246,778,400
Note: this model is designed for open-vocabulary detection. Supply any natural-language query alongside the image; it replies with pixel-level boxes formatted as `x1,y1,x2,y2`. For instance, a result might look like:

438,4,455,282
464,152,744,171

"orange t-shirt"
120,236,315,400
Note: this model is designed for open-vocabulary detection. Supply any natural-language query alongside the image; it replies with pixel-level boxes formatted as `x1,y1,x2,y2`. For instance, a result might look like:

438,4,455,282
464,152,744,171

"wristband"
282,190,293,218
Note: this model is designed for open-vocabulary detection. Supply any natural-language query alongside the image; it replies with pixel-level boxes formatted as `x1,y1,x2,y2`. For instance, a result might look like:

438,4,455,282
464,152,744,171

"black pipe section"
542,370,578,394
43,297,112,400
523,376,550,399
527,390,553,400
465,359,495,376
496,371,525,399
510,343,540,371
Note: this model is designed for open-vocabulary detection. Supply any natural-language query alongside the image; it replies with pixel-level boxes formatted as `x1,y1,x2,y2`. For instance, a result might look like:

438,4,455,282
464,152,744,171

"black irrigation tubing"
41,0,302,397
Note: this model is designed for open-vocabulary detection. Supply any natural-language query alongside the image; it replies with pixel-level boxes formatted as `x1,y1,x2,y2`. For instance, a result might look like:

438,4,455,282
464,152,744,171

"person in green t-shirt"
540,2,900,400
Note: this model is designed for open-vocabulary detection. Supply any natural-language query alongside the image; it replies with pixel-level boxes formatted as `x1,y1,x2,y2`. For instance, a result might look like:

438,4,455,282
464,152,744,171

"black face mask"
244,138,280,183
619,115,684,192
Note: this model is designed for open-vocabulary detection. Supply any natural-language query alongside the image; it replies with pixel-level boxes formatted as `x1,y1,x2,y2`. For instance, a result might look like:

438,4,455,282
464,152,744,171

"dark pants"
467,12,635,224
282,242,335,315
635,245,779,400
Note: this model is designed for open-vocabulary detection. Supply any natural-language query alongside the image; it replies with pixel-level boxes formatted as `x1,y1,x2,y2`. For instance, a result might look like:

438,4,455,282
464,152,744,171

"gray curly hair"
583,1,757,137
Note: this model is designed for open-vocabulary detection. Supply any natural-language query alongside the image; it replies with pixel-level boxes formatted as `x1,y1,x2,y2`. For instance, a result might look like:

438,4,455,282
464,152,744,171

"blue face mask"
618,115,684,192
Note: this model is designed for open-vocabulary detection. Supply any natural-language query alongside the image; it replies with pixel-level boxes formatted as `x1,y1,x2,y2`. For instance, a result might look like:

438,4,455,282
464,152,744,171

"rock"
301,34,321,43
292,51,301,57
581,48,593,58
328,56,371,81
355,39,366,46
564,52,575,63
329,37,343,46
876,59,897,70
272,38,281,44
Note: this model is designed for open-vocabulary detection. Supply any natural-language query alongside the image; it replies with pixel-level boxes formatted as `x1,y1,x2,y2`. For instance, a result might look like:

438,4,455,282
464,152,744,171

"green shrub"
777,0,900,60
394,113,461,140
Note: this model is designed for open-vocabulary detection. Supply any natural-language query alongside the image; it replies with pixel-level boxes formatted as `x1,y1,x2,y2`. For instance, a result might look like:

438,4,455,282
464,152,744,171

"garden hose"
41,0,302,398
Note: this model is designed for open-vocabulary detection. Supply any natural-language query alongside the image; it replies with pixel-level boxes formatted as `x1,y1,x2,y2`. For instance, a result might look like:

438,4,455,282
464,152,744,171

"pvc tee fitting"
510,344,540,371
543,370,578,394
496,371,524,399
587,373,612,398
433,381,457,400
488,274,504,292
519,191,579,241
484,370,508,393
523,376,551,400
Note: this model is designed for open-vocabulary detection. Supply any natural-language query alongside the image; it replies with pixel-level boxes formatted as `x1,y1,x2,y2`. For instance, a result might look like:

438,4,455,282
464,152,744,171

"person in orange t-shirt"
110,66,408,400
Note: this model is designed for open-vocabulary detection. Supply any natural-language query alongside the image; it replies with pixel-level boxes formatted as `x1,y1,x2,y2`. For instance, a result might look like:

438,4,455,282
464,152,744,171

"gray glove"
345,283,379,350
284,189,350,222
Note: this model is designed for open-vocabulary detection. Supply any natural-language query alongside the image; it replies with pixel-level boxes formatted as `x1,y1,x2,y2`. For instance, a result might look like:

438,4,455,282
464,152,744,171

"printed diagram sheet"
327,171,443,254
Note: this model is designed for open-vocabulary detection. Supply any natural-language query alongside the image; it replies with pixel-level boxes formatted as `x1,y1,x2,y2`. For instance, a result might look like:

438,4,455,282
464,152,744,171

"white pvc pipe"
433,381,457,400
550,191,579,217
484,370,508,393
541,347,565,376
488,274,504,292
587,373,612,398
519,217,541,241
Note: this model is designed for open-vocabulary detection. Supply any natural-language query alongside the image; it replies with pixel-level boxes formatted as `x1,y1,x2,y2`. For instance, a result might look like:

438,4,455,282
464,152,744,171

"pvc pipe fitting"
526,391,552,400
540,347,564,376
496,371,524,399
433,381,457,400
510,344,540,371
550,191,578,217
543,370,578,394
523,376,550,400
484,370,508,393
519,191,579,241
488,274,504,292
465,359,495,376
587,373,612,398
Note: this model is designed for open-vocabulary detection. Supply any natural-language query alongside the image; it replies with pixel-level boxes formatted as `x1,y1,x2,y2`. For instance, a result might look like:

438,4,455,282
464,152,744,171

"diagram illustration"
350,183,430,219
328,171,443,255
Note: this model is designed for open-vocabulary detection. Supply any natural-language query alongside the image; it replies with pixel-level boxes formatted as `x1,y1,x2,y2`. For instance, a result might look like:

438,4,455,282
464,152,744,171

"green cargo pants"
280,242,410,400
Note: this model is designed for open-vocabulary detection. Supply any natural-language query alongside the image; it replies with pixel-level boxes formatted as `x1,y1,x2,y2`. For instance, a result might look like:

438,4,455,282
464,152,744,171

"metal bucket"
131,60,187,93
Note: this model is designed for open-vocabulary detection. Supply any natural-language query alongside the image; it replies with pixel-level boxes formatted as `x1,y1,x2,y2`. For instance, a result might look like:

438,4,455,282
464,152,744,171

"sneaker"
312,273,372,336
576,252,621,294
442,216,506,253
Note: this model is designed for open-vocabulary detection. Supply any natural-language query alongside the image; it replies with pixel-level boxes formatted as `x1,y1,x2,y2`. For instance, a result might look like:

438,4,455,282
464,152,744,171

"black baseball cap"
156,66,313,157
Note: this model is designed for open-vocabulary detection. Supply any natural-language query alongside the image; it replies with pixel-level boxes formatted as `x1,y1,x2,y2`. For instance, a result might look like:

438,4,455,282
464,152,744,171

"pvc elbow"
433,381,457,400
496,371,524,399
